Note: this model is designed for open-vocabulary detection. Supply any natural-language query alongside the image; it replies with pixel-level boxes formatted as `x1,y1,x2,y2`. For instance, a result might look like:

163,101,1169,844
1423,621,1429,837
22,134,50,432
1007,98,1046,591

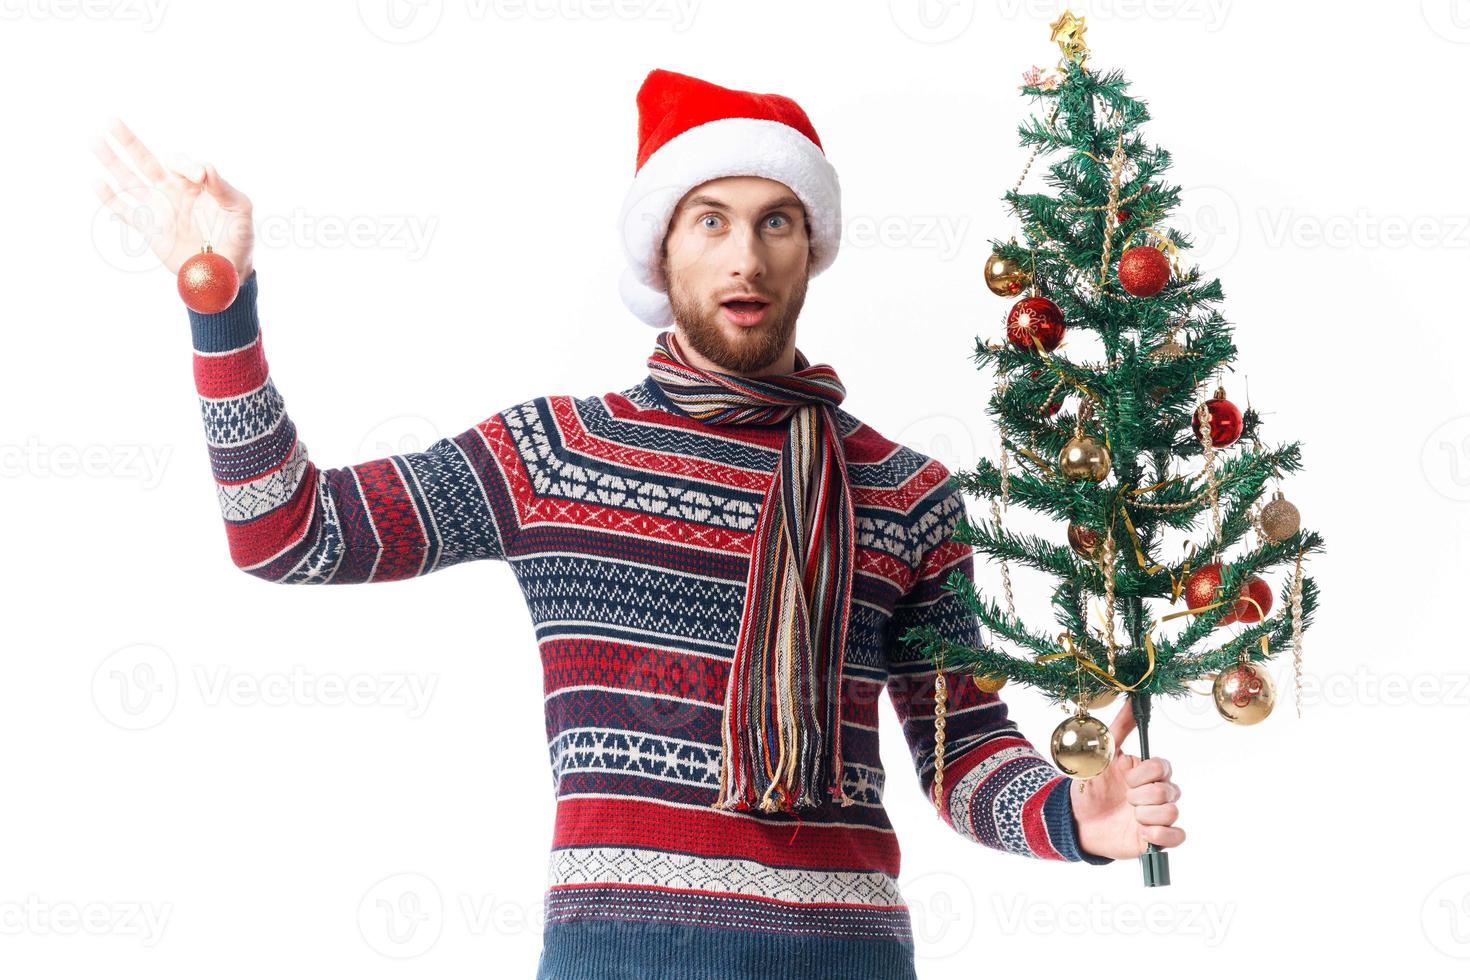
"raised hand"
91,117,254,281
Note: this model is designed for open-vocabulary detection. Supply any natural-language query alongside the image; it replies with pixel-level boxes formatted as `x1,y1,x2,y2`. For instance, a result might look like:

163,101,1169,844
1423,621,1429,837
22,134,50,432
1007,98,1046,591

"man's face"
661,175,812,377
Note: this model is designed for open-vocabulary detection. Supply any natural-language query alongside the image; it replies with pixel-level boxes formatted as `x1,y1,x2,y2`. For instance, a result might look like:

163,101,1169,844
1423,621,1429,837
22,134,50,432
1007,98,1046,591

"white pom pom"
619,266,674,327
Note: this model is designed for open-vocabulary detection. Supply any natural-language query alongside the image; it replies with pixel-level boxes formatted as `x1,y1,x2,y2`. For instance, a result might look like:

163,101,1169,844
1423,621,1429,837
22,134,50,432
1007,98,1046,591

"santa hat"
617,68,843,327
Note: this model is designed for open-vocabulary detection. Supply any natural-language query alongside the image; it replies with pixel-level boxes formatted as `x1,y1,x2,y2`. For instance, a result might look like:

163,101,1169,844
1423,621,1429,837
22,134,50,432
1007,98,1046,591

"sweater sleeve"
188,269,533,584
884,474,1115,865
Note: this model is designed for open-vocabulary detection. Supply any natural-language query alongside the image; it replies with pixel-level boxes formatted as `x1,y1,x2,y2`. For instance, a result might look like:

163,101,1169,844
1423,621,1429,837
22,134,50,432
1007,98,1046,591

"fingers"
1123,756,1171,787
1132,801,1180,826
1141,824,1185,848
1126,780,1180,806
108,117,168,184
91,133,152,205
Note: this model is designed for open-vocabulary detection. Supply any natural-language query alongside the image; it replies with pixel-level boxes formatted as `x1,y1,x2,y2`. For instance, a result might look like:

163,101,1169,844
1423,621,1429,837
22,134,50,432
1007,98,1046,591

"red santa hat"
617,68,843,327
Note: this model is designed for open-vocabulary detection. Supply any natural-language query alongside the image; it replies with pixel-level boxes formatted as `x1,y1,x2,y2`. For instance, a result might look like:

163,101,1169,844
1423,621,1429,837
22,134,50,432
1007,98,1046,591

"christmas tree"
899,12,1324,887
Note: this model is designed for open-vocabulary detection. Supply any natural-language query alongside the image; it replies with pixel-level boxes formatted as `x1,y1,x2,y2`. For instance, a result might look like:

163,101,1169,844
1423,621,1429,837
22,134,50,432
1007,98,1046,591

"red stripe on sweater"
223,464,317,569
353,458,429,581
194,337,268,399
552,795,901,877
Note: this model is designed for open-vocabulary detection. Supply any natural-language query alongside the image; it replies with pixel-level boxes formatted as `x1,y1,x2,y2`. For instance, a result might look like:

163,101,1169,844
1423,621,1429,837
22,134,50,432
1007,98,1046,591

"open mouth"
720,298,771,326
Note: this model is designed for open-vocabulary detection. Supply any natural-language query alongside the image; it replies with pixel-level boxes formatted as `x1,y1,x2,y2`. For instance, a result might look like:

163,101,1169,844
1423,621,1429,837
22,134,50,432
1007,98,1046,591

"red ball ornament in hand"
1007,296,1066,352
1184,562,1273,626
1192,391,1244,448
1118,245,1171,297
178,244,240,314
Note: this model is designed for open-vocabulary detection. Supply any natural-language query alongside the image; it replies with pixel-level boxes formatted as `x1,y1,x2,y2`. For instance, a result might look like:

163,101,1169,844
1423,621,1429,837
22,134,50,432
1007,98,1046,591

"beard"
666,265,809,375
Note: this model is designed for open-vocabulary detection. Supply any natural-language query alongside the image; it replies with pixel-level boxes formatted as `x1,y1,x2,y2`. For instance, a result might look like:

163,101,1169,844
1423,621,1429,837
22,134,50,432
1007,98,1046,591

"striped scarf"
646,329,857,813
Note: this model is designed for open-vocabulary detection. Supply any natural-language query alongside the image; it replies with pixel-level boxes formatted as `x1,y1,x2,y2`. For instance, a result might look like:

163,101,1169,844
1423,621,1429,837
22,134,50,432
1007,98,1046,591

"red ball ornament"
1191,391,1244,448
1224,575,1273,625
178,244,239,314
1184,562,1273,626
1117,245,1171,297
1006,296,1066,352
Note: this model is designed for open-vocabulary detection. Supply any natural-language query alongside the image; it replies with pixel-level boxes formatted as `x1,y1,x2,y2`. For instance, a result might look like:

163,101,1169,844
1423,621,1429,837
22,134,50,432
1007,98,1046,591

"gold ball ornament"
973,673,1008,694
1050,711,1114,778
1258,491,1301,543
1212,661,1276,725
1059,434,1111,482
1151,339,1186,361
984,251,1032,297
1071,686,1119,711
1066,522,1101,559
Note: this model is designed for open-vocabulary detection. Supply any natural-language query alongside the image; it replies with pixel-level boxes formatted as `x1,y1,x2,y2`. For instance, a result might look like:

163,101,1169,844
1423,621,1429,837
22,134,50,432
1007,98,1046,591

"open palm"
1068,697,1186,860
90,117,254,280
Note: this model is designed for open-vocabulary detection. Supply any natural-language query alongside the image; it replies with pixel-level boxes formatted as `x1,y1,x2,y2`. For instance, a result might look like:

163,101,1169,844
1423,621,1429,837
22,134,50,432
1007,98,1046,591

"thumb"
202,162,248,209
1109,696,1137,749
165,151,205,184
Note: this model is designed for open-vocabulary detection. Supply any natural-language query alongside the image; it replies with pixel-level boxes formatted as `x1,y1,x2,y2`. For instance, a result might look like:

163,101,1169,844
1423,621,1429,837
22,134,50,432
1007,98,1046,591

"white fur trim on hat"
616,116,842,327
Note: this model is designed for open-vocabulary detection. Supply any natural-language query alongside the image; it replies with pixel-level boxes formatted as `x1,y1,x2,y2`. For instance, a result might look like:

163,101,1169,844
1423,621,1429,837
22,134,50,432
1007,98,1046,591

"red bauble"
178,246,239,314
1191,395,1243,448
1117,245,1171,297
1225,575,1273,625
1006,296,1066,352
1184,562,1273,626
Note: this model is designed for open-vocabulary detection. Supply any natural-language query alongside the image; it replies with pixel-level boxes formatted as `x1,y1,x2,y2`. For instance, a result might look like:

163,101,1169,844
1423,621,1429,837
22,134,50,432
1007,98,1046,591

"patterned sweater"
187,269,1113,980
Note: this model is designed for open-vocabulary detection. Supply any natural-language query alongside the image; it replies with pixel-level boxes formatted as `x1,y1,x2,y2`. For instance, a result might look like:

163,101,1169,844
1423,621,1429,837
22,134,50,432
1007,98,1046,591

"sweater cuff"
1044,776,1117,865
187,267,259,352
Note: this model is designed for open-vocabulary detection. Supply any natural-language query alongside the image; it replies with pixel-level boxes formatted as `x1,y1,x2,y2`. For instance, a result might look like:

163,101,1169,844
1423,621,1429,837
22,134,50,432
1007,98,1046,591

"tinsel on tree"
899,12,1325,886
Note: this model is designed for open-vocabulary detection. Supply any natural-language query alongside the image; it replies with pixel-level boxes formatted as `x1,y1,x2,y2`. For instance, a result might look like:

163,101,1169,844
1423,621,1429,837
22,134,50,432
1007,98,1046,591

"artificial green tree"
900,12,1325,887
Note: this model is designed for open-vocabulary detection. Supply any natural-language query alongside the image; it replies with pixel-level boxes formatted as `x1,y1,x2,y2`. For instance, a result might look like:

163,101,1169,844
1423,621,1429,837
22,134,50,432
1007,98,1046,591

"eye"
699,213,723,230
765,213,790,229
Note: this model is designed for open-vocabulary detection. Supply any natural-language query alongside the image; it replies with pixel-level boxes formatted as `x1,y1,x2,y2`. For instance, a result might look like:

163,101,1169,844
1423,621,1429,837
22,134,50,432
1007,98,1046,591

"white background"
3,0,1468,976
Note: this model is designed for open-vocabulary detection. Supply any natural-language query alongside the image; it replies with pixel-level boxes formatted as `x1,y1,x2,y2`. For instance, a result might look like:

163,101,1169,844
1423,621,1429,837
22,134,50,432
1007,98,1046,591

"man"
94,67,1183,980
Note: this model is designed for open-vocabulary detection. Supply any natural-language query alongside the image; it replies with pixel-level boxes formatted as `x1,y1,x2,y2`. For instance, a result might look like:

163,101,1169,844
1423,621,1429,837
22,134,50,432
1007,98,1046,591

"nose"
727,223,766,284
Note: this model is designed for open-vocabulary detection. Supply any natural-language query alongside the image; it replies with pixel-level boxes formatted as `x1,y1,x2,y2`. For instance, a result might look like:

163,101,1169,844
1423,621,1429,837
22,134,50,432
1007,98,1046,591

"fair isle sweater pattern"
186,269,1112,978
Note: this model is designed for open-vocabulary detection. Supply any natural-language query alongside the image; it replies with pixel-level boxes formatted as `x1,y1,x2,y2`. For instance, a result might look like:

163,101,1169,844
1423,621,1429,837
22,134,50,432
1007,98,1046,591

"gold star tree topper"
1049,10,1090,68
